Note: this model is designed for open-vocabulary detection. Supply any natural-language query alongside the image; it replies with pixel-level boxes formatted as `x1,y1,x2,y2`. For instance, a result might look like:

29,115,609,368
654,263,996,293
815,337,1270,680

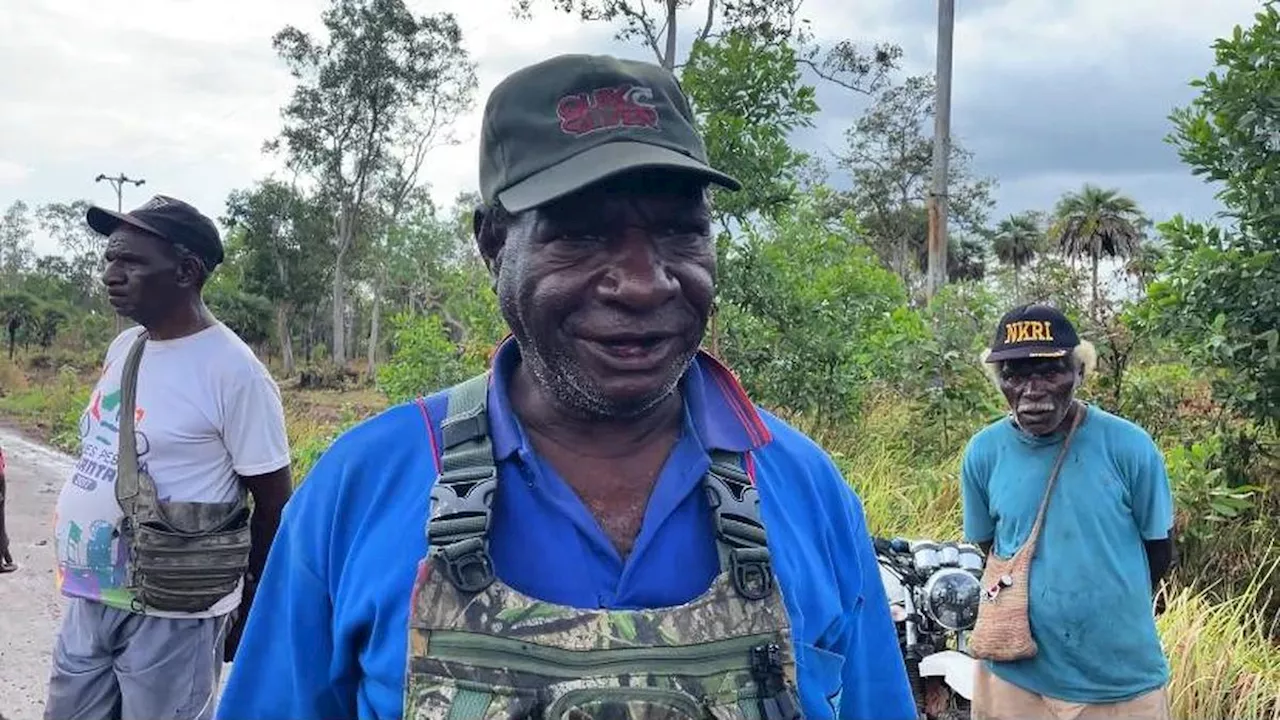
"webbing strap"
425,373,775,600
427,373,500,593
115,331,149,521
706,449,775,600
445,688,492,720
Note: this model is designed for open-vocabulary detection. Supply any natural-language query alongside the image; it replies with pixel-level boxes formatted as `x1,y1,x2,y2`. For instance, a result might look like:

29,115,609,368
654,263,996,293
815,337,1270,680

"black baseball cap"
86,195,224,270
479,53,741,213
985,304,1080,362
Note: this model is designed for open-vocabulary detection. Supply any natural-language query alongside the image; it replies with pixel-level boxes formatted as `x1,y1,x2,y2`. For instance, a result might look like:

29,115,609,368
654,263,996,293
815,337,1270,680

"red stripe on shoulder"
701,352,772,447
415,398,443,476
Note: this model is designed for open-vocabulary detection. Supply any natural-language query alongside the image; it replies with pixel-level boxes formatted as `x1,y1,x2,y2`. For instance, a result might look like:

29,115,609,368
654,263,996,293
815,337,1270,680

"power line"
94,173,146,212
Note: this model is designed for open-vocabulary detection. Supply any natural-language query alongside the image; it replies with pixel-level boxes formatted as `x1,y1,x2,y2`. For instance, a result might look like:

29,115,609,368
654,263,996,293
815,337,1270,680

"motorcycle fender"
918,650,977,701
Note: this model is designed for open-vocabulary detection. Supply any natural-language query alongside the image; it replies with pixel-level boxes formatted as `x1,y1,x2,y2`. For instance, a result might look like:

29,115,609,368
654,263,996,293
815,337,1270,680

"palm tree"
1049,185,1146,319
1125,242,1166,291
992,212,1045,299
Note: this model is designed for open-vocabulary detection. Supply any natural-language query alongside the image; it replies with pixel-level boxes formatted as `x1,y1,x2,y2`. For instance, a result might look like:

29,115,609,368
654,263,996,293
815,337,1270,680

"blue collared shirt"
218,341,915,720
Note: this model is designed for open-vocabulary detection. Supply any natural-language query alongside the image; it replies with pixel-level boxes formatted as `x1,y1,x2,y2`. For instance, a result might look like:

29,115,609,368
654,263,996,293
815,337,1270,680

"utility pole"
95,173,145,212
95,173,145,332
925,0,955,301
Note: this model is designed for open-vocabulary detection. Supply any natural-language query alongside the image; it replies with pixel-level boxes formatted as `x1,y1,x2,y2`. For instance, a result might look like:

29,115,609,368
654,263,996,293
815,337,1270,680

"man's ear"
474,206,506,281
174,257,201,290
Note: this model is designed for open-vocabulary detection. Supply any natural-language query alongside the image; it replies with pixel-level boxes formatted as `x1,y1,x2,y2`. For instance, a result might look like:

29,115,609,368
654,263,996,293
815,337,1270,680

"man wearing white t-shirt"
44,195,292,720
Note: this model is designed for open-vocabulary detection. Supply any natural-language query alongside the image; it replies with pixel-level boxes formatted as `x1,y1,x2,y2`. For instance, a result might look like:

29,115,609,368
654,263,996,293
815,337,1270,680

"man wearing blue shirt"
961,304,1174,720
217,53,915,720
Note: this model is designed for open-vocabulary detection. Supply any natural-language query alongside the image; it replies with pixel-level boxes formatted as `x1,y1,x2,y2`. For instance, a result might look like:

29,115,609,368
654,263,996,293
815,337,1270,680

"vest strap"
706,450,774,601
428,373,498,594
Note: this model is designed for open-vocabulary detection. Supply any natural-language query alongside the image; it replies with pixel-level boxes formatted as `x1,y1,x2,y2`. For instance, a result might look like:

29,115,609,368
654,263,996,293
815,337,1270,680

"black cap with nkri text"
86,195,224,270
985,304,1080,362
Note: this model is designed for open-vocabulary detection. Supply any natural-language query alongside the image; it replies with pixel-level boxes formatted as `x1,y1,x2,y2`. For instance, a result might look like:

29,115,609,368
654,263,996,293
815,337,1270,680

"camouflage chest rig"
405,372,806,720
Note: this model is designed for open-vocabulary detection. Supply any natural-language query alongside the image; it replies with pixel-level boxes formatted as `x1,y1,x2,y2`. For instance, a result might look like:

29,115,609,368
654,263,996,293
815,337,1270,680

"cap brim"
497,141,742,213
86,206,164,240
985,346,1071,362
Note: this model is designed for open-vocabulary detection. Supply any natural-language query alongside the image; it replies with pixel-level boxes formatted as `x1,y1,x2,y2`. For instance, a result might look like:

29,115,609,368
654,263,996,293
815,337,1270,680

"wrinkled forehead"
535,170,711,227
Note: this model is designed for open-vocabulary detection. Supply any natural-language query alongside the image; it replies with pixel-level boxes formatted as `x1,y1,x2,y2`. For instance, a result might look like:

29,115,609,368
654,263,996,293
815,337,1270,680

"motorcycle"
873,536,985,720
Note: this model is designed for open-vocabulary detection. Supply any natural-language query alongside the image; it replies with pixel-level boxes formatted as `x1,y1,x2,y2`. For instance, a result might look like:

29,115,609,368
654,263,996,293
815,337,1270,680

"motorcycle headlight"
922,567,982,632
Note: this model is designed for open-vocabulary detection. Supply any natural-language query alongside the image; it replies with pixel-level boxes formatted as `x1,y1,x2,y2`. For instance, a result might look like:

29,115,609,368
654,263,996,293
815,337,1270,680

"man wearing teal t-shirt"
961,304,1174,720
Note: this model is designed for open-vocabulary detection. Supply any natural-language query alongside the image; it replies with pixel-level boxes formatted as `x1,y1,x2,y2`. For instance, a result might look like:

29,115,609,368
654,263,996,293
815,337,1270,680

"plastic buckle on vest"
439,536,496,594
730,546,773,600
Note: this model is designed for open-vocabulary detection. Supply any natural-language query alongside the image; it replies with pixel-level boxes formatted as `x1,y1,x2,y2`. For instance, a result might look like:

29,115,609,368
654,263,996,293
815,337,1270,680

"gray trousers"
44,599,228,720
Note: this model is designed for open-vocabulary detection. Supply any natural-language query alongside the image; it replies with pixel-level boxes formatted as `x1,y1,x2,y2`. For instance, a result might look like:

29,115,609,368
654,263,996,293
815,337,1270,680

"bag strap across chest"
115,330,151,520
425,372,775,601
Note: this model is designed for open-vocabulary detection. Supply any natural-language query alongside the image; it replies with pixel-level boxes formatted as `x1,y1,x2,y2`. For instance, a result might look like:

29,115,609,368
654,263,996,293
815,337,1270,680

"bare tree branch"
698,0,716,43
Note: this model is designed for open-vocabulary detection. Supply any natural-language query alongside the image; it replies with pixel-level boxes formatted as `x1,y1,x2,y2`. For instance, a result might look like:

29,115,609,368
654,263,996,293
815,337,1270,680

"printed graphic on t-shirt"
55,370,149,610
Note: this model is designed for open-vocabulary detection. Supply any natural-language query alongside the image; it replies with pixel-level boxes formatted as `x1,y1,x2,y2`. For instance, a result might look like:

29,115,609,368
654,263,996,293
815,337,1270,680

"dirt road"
0,427,71,720
0,428,232,720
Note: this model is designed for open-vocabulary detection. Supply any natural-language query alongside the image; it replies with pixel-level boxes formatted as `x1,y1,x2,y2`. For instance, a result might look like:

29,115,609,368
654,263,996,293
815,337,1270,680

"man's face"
490,172,715,419
101,227,187,325
997,356,1080,436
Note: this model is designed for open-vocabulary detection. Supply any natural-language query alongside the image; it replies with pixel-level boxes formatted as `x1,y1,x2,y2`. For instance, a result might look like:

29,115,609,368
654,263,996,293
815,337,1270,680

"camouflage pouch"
114,331,253,614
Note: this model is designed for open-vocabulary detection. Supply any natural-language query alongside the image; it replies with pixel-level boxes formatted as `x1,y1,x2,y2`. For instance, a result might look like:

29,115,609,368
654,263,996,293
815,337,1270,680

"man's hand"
226,466,291,664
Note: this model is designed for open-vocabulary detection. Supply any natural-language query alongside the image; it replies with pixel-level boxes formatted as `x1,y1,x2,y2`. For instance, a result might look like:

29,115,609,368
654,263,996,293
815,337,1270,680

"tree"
268,0,476,366
679,30,818,227
1125,242,1166,291
223,180,332,376
1143,1,1280,429
510,0,901,90
0,201,35,276
1048,184,1146,319
36,200,111,317
32,304,67,349
837,74,995,291
992,212,1046,299
0,292,37,360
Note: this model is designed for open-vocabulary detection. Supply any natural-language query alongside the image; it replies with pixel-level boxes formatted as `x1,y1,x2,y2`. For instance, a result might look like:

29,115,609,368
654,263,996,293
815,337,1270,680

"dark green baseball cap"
479,53,741,213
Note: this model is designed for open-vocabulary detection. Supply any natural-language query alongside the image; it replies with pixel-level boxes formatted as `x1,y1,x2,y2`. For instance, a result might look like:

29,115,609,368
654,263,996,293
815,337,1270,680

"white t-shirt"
54,323,291,618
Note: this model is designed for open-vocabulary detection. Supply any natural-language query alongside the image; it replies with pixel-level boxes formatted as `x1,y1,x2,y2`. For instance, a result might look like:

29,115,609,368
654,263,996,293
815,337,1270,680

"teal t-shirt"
960,404,1174,703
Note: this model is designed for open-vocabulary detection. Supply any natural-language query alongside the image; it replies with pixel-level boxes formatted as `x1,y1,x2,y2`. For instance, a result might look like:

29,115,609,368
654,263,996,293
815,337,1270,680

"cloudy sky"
0,0,1260,256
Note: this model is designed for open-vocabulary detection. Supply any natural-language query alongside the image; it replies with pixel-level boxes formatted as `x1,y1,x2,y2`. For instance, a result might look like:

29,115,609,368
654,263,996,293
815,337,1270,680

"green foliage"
1049,184,1147,319
0,200,35,275
268,0,477,364
907,283,1004,454
205,285,275,347
376,312,486,404
836,74,995,289
1140,218,1279,428
1167,434,1263,543
681,31,819,225
1151,4,1280,430
1167,2,1280,241
716,191,914,421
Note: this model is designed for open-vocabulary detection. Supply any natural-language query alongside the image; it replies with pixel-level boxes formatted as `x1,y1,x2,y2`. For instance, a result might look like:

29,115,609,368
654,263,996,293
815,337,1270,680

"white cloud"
0,160,31,186
0,0,1259,258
